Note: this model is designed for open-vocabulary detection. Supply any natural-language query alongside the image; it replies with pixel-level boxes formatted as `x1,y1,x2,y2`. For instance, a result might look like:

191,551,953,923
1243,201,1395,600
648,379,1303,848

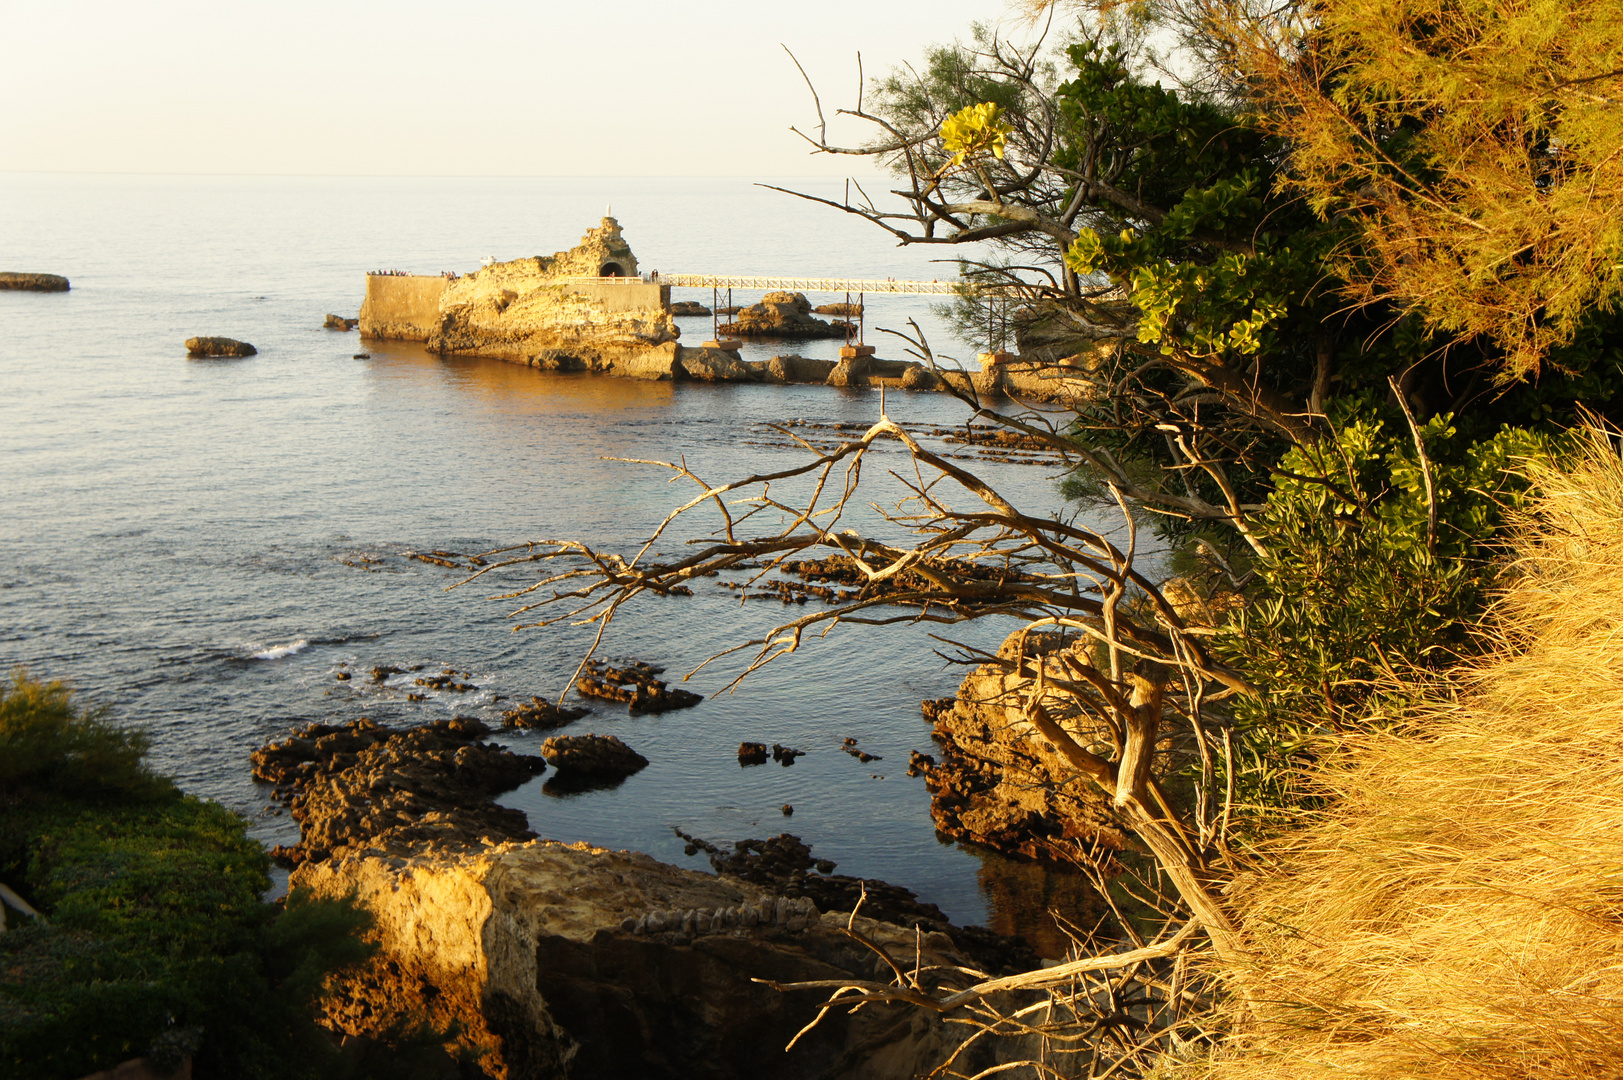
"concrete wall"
359,275,451,341
562,282,669,313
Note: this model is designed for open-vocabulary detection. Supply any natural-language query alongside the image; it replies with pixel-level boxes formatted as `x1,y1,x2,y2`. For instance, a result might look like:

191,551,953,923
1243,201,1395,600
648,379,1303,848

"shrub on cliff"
0,673,375,1080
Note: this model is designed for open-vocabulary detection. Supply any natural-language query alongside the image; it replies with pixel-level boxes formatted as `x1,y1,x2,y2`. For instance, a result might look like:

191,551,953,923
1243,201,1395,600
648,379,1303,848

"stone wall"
358,275,449,342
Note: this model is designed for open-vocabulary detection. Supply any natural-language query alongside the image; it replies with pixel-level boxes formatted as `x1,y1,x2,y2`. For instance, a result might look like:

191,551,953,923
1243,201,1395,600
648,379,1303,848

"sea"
1,172,1126,949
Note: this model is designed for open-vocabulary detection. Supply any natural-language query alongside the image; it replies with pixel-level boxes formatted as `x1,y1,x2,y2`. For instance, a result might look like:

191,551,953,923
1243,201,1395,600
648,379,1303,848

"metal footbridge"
569,274,964,295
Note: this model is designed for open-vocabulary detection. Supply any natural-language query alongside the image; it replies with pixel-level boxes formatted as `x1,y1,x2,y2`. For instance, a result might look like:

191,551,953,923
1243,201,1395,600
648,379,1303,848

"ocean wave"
251,639,309,660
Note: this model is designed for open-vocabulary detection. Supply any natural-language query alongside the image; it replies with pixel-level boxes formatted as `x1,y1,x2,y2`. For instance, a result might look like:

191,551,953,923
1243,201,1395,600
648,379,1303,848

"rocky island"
358,219,1123,402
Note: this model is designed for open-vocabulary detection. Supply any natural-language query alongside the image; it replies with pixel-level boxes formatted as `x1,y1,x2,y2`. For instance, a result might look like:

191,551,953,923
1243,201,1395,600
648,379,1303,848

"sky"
0,0,1041,176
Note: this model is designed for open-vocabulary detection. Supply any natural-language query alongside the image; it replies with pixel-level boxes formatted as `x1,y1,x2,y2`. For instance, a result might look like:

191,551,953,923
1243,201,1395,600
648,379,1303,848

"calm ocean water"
1,173,1119,939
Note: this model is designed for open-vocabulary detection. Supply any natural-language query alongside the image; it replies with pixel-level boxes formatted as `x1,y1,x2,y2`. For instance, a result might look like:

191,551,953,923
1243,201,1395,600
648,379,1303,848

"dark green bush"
0,670,175,803
0,675,376,1080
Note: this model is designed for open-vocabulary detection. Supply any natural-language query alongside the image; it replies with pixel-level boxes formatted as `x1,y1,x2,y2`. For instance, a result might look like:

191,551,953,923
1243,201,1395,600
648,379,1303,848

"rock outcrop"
324,313,358,330
538,733,648,777
251,715,544,867
918,631,1139,869
0,272,70,292
719,292,849,339
293,840,1038,1080
185,336,256,357
424,218,679,372
669,300,712,316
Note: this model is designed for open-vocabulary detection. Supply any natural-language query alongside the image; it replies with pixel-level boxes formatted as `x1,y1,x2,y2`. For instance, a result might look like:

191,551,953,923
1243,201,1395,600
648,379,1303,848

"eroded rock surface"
252,715,544,866
576,658,702,713
719,292,849,339
919,631,1135,868
538,733,648,777
294,841,1038,1080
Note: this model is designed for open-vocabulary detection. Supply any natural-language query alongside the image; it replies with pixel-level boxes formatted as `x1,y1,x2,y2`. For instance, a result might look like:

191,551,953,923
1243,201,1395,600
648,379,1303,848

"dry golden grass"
1206,427,1623,1079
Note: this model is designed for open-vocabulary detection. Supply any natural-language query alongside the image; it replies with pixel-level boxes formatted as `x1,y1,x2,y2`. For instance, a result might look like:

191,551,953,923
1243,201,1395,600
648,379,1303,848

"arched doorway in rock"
599,262,625,277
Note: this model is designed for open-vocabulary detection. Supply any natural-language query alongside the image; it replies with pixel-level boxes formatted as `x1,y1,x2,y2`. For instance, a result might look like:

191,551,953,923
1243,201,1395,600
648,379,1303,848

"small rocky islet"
0,271,70,291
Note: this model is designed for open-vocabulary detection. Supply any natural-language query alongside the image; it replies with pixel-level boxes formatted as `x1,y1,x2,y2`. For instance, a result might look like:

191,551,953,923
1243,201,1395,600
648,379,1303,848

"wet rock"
669,300,712,316
369,665,406,683
502,695,589,729
772,743,805,765
813,302,863,316
539,733,649,777
907,750,936,777
185,336,256,358
0,272,69,292
737,741,768,765
250,715,545,867
324,313,358,330
781,804,793,815
574,658,702,713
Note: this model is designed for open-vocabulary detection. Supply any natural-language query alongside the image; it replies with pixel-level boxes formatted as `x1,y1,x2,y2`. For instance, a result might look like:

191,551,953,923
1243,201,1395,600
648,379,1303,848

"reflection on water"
970,847,1111,960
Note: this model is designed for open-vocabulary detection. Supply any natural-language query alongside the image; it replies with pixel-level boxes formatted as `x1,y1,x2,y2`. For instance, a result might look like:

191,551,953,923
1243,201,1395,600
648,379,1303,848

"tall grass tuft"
1206,427,1623,1078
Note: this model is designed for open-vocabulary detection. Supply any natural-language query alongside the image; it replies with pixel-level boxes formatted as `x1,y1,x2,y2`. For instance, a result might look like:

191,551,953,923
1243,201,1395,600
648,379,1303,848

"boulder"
324,313,358,330
826,353,872,388
185,336,256,358
539,733,649,777
607,341,681,381
292,840,1037,1080
758,354,836,384
669,300,712,316
720,292,847,339
679,348,760,383
812,302,862,316
0,272,70,292
900,363,943,391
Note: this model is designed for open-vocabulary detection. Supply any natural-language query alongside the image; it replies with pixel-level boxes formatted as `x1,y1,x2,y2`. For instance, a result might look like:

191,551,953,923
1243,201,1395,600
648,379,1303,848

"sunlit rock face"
425,218,679,371
294,840,1027,1080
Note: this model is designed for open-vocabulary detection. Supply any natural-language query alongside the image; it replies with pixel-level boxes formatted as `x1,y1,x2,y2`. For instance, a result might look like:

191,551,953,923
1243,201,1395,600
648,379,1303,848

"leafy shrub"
0,676,376,1079
1212,407,1551,819
0,669,175,803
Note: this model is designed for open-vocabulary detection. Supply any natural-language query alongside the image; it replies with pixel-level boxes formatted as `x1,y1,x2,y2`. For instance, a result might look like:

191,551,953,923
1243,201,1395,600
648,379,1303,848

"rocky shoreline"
255,699,1045,1078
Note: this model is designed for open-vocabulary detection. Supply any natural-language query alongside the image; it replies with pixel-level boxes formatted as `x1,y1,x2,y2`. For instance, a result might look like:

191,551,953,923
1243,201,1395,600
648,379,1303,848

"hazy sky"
1,0,1036,176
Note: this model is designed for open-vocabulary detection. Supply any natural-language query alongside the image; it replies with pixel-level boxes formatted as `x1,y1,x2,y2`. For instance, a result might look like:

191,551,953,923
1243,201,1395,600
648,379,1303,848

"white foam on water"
251,639,309,660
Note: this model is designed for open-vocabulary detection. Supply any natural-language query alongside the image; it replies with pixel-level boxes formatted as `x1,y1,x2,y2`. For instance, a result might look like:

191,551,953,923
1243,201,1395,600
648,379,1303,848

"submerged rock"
0,272,69,292
185,336,256,357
